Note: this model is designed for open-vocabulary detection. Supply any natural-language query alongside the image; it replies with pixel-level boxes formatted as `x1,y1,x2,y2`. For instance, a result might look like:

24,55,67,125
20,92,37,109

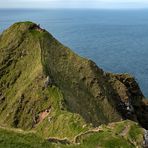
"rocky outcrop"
108,73,148,129
144,130,148,147
47,137,71,145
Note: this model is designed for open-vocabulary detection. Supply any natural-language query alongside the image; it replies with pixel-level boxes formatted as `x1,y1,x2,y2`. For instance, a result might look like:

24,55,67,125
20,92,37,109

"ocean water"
0,9,148,97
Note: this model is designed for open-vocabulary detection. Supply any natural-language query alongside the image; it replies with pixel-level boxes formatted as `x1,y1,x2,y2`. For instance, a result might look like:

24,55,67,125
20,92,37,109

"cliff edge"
0,22,147,146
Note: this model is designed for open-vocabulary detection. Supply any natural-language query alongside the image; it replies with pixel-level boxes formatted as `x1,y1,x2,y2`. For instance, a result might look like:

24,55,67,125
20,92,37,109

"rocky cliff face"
0,22,147,141
40,22,148,129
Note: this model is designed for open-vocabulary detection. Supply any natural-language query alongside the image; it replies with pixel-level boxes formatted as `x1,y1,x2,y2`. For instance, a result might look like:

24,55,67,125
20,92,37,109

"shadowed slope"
40,23,148,128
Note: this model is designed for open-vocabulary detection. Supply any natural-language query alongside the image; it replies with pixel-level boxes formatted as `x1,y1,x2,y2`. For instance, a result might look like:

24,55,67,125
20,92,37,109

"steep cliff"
0,22,148,147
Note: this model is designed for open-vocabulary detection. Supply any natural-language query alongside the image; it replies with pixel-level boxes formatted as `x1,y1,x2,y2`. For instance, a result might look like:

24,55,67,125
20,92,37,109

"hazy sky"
1,0,148,9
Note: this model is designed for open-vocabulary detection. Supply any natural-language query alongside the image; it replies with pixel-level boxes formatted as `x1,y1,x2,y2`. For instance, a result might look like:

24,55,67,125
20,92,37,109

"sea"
0,9,148,97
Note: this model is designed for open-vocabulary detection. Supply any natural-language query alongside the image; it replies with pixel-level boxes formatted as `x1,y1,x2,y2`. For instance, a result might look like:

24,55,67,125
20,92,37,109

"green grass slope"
0,127,53,148
0,22,147,147
0,22,89,139
0,120,144,148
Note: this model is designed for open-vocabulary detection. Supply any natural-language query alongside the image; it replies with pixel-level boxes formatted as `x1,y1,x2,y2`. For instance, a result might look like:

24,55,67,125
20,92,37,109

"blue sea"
0,9,148,97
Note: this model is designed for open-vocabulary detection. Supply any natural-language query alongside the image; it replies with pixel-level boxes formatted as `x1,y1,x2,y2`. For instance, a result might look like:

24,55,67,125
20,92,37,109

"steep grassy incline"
0,22,47,129
0,22,89,139
40,22,148,128
0,22,147,144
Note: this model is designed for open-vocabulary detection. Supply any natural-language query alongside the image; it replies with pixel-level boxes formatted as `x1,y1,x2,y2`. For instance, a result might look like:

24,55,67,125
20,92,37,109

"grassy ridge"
0,22,89,140
0,22,146,147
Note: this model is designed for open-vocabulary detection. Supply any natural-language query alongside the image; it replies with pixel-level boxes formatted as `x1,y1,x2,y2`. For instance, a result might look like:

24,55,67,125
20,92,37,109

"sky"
1,0,148,9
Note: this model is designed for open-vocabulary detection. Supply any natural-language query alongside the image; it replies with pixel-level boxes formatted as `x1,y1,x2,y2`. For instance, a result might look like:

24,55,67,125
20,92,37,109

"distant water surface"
0,9,148,97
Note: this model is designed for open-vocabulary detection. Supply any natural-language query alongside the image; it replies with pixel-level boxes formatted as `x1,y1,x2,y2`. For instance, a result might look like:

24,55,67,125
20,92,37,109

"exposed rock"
108,73,148,129
144,130,148,147
47,137,71,145
36,107,51,124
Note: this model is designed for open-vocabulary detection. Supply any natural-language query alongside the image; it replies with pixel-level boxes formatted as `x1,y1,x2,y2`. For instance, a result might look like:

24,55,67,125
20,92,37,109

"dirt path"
119,125,130,137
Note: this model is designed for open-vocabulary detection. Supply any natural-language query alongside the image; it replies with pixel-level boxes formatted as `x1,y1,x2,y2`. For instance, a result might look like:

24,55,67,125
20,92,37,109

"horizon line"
1,7,148,10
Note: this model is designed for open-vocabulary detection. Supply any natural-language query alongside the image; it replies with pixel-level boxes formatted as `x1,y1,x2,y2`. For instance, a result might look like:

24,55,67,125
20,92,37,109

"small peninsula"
0,22,148,148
